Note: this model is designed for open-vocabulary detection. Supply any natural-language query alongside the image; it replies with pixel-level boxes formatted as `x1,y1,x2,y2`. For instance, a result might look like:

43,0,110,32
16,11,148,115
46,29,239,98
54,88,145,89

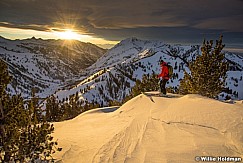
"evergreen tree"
69,94,81,119
0,59,61,162
46,95,63,122
28,88,42,123
179,35,229,98
130,73,159,97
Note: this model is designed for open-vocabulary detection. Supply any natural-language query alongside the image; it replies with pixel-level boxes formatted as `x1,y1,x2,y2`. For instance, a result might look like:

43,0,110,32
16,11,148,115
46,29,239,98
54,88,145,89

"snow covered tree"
0,59,61,162
179,35,229,98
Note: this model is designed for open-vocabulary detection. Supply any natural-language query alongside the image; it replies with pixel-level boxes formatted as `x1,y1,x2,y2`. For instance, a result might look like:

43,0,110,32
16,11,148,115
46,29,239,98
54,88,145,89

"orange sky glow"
0,26,118,48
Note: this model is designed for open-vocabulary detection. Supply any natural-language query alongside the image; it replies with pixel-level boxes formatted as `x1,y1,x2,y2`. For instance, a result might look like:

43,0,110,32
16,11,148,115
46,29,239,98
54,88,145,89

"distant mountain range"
52,37,243,106
1,36,242,103
0,36,106,98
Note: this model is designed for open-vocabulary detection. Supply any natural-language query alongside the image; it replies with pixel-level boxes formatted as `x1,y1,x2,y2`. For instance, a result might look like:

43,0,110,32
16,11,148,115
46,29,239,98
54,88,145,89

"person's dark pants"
159,78,168,95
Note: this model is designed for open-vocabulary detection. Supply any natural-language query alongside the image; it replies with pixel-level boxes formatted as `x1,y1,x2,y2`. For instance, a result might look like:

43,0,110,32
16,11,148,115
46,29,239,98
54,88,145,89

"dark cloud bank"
0,0,243,46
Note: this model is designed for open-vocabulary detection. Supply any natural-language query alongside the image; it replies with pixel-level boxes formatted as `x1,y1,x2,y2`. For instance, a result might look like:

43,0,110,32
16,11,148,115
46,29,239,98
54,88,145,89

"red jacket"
158,62,169,80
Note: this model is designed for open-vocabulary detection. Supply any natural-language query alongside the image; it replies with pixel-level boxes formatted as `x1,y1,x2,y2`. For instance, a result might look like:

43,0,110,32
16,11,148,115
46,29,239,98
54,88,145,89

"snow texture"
52,92,243,163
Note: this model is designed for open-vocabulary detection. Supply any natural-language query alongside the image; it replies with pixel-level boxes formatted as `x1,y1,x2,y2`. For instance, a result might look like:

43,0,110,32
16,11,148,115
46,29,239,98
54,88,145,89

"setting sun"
55,29,80,40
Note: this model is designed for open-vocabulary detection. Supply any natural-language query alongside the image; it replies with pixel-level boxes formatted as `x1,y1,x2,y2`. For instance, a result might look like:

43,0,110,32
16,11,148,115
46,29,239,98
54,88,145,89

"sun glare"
0,26,118,47
56,29,80,40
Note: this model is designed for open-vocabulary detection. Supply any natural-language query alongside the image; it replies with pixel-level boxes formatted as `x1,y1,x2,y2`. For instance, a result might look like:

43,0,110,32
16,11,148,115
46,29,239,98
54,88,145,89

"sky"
0,0,243,50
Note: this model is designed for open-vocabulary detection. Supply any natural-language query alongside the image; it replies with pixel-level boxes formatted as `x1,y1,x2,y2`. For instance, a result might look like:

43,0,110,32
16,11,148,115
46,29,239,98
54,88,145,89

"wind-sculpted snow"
52,93,243,162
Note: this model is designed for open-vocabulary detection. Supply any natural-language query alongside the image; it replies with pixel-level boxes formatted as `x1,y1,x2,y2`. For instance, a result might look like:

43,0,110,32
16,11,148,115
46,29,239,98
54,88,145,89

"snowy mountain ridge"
53,37,243,107
0,36,106,98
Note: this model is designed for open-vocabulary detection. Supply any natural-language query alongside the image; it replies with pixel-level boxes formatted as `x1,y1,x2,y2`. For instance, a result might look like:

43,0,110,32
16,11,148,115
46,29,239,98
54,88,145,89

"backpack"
167,64,173,78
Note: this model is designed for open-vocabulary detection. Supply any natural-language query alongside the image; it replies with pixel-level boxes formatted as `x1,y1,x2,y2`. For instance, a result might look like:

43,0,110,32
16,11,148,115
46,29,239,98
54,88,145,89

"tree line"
0,59,61,162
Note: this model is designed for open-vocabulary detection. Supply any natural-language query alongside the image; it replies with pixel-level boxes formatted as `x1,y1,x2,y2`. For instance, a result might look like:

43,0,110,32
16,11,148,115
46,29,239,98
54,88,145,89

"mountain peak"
120,37,140,44
0,37,106,98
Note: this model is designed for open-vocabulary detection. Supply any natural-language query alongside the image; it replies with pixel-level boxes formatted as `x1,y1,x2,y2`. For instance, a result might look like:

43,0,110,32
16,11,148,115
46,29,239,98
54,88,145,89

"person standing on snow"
158,60,169,95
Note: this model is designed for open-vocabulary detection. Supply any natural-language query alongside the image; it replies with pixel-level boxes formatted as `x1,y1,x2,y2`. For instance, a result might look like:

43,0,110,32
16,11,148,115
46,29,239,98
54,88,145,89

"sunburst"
55,29,80,40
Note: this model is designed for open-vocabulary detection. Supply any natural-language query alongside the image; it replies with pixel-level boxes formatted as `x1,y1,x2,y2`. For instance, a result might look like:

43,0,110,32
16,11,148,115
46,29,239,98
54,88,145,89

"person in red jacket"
158,60,169,95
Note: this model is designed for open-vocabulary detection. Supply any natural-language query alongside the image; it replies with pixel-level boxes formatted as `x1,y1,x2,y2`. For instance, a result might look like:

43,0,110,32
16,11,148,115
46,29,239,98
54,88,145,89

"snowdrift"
53,92,243,163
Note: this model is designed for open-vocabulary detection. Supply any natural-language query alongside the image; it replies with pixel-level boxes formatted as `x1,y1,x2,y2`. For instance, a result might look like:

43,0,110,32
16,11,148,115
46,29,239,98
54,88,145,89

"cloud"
0,22,50,31
194,15,243,32
0,0,243,43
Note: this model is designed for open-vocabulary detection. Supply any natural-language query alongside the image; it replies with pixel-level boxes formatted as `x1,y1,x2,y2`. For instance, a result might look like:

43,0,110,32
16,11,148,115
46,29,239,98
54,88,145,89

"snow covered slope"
53,38,243,106
0,36,106,98
52,92,243,163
